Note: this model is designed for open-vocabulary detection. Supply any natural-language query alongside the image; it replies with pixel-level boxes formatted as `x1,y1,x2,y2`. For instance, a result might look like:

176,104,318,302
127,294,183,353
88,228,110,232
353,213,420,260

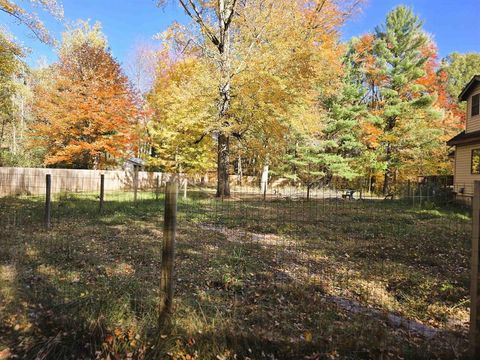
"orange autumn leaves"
352,32,463,156
32,32,139,169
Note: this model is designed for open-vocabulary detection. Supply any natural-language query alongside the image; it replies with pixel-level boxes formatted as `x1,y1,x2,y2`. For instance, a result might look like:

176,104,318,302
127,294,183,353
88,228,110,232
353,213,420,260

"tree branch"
224,0,238,31
178,0,221,49
0,7,53,45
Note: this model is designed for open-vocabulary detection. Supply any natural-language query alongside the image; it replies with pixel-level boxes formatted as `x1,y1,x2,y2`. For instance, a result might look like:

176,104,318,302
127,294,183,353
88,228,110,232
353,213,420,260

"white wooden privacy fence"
0,167,168,197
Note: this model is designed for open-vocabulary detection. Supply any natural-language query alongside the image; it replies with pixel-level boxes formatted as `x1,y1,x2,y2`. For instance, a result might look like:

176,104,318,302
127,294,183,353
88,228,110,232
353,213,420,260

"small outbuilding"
125,157,145,172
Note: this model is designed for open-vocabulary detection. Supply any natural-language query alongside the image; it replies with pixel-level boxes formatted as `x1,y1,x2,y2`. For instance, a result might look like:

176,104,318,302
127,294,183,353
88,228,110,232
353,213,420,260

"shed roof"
127,157,145,166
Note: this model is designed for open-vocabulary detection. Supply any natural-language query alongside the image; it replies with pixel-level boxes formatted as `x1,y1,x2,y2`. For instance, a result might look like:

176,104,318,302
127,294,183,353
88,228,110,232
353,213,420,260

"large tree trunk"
216,6,232,198
260,164,269,195
177,0,237,197
216,132,230,197
12,120,17,155
237,155,243,185
383,171,390,195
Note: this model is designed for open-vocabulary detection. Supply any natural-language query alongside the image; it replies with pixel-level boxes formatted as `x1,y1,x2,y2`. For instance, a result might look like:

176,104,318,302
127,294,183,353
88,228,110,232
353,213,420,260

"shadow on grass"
0,194,471,359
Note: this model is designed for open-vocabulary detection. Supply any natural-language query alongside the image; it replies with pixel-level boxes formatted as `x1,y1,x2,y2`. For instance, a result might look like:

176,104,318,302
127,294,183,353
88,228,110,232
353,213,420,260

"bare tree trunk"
12,120,16,155
0,117,6,152
216,2,232,198
383,144,392,195
260,164,269,194
237,155,243,185
216,133,230,197
367,169,372,194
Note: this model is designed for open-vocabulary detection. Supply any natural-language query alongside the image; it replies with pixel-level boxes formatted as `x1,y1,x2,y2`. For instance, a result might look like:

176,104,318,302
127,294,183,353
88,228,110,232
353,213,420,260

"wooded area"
1,1,479,196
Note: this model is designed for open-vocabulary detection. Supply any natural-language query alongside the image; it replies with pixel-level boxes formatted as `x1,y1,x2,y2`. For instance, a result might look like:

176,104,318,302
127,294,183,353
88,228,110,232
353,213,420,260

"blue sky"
1,0,479,68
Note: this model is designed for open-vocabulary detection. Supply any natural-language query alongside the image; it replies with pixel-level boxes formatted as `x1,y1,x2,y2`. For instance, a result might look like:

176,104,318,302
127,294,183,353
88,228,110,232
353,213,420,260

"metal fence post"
159,181,178,327
44,174,51,229
99,174,105,213
471,180,480,356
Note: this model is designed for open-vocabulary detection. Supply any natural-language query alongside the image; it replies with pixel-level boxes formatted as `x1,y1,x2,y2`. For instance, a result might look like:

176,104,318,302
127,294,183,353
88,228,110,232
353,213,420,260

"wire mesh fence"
0,172,473,358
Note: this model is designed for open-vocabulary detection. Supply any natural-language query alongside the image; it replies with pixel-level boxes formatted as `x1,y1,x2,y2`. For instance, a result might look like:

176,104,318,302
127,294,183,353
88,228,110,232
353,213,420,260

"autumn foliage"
0,2,478,191
32,27,139,169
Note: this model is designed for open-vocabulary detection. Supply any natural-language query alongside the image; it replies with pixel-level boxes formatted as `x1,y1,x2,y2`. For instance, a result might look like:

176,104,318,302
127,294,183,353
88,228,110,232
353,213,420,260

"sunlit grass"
0,192,472,358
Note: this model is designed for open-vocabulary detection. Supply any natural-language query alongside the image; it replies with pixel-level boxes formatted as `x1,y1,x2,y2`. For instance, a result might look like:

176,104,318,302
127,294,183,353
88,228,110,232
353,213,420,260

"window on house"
472,149,480,174
472,94,480,117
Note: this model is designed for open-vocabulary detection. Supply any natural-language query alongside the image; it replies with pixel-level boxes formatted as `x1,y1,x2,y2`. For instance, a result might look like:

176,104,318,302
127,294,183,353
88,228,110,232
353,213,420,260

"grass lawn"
0,191,472,359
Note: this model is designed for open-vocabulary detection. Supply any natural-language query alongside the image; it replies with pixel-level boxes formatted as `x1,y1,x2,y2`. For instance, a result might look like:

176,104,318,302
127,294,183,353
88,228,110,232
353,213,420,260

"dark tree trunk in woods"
237,155,243,185
383,143,392,195
216,35,232,197
216,132,230,197
383,172,390,196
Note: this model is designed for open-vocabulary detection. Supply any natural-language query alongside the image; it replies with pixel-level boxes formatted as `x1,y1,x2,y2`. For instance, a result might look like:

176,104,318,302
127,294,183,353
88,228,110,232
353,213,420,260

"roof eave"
447,136,480,147
459,75,480,102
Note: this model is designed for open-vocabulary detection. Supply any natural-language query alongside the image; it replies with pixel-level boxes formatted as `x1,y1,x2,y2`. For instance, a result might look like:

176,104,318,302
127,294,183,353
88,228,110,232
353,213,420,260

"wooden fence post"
99,174,105,213
44,174,51,229
158,181,178,328
470,180,480,356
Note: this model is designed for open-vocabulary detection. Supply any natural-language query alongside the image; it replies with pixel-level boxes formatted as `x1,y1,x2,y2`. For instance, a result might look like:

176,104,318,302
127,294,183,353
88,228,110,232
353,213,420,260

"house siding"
466,83,480,133
454,143,480,195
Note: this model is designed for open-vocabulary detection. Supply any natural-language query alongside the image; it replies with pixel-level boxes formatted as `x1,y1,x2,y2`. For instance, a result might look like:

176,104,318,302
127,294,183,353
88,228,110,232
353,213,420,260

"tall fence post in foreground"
158,181,178,328
99,174,105,213
470,180,480,356
44,174,51,230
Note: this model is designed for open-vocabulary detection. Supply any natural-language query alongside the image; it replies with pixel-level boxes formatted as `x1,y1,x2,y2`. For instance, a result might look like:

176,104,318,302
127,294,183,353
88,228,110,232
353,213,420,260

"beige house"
447,75,480,197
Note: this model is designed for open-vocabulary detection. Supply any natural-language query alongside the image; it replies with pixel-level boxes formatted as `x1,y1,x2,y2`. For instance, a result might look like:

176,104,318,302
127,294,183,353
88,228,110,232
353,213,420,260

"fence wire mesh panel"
0,173,473,358
177,184,471,359
1,171,169,359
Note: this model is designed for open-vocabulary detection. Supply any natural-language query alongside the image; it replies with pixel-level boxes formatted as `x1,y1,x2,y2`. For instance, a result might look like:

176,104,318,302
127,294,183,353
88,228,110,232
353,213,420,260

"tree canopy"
0,2,477,193
32,22,140,169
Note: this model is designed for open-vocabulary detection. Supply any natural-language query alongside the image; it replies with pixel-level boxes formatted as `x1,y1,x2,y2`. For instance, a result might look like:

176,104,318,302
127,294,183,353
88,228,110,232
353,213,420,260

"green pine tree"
283,61,368,195
319,62,368,182
371,6,440,194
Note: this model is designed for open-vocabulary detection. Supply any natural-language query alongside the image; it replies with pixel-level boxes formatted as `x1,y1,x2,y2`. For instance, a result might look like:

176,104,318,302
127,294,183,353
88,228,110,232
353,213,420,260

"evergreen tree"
358,6,442,194
283,62,367,194
319,63,368,182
